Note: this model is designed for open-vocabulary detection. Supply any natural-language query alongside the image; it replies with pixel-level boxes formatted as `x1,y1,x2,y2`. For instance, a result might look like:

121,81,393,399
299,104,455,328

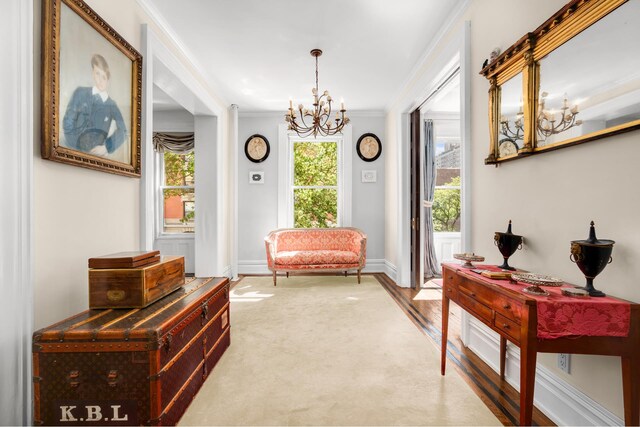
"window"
160,151,195,234
277,124,352,229
433,129,461,232
292,140,339,228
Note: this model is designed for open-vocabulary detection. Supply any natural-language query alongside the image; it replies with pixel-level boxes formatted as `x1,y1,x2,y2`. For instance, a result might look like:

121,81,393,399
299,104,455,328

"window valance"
153,132,194,153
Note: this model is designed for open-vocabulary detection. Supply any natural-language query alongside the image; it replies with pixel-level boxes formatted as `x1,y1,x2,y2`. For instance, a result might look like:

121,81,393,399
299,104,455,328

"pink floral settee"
265,228,367,286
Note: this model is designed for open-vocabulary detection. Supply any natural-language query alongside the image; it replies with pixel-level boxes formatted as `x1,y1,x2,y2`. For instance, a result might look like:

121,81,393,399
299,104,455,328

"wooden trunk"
89,256,185,309
88,251,161,269
33,277,230,426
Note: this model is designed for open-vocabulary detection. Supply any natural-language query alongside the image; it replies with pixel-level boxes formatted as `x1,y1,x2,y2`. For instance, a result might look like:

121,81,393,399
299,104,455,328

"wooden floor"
374,273,555,427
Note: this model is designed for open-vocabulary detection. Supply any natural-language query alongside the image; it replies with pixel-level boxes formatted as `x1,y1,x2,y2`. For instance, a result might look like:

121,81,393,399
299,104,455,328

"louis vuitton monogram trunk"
32,277,230,426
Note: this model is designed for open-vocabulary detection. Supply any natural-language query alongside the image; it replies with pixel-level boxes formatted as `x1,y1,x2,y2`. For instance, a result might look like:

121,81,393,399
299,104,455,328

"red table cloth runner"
444,263,631,339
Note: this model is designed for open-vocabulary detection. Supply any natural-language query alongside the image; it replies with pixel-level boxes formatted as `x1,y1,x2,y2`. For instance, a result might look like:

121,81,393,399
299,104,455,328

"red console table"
440,263,640,426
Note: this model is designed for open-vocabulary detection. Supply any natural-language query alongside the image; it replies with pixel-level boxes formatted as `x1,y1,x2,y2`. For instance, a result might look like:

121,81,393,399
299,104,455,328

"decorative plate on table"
453,253,485,268
510,272,564,287
561,287,590,298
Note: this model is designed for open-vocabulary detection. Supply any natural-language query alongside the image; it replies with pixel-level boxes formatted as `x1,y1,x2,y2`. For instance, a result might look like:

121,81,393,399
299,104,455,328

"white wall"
153,110,195,131
238,113,386,273
33,0,144,330
385,0,638,420
1,1,33,424
33,0,233,319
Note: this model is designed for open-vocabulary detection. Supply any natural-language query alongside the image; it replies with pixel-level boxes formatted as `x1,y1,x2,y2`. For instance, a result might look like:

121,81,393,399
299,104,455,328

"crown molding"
136,0,230,107
386,0,470,112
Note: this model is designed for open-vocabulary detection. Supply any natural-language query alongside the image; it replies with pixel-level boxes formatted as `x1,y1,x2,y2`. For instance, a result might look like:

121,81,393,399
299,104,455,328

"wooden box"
89,256,185,309
88,250,161,269
33,277,230,426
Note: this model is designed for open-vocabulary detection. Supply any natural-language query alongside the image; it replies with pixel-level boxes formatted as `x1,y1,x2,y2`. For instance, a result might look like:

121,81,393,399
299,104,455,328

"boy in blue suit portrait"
62,54,127,157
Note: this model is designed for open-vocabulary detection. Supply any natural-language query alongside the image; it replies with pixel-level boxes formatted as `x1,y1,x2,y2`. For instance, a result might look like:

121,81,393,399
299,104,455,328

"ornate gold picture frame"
481,0,640,164
42,0,142,177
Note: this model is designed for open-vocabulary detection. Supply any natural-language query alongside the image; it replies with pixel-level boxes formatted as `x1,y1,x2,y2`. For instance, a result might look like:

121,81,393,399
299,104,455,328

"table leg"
441,294,450,376
622,355,640,426
519,342,537,426
500,336,507,380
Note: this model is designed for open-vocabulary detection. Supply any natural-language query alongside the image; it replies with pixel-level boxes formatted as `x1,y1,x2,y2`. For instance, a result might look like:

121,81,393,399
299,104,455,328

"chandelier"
500,91,581,142
285,49,349,138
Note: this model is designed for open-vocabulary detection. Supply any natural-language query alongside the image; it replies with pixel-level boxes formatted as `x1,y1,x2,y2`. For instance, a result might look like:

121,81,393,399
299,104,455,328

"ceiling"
146,0,464,113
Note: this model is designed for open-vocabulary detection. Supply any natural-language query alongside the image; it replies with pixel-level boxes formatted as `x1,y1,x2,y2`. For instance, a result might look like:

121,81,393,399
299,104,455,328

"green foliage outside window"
164,151,195,191
433,176,461,232
294,189,338,228
293,142,338,228
163,151,195,232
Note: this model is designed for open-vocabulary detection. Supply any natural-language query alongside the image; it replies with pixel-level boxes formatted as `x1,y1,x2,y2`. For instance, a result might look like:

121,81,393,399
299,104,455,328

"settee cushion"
275,250,359,266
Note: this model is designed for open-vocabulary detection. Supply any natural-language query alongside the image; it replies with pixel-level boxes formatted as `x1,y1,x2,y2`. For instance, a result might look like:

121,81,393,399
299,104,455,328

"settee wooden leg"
273,271,277,286
286,272,289,278
344,271,347,277
357,269,361,284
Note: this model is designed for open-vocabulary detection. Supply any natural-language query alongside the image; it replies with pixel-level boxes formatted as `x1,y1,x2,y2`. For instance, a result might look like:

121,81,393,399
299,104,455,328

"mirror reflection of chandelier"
536,92,582,138
285,49,349,138
500,91,582,142
500,106,524,142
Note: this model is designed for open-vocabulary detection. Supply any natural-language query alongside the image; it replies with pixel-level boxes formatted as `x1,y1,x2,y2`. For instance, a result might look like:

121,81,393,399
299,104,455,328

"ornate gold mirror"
482,0,640,164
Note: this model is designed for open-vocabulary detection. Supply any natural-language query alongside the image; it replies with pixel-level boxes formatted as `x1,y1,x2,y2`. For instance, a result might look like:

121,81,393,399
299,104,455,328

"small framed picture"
361,170,377,183
249,171,264,184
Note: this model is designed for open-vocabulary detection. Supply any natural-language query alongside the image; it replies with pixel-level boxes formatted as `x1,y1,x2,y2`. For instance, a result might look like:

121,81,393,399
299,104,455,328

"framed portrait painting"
42,0,142,177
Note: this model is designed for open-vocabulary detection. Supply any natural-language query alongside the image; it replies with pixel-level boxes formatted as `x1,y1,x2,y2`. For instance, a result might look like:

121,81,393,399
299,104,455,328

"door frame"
409,109,423,288
1,0,34,424
396,21,471,287
140,24,228,278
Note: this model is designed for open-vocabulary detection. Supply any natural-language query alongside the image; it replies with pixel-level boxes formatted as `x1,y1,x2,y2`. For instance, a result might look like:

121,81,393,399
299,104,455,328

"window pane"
294,188,337,228
433,188,460,232
164,151,195,186
293,141,337,186
163,189,195,233
434,120,460,186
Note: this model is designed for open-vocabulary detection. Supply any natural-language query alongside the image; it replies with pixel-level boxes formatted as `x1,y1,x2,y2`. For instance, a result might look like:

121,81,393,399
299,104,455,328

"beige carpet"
179,275,500,426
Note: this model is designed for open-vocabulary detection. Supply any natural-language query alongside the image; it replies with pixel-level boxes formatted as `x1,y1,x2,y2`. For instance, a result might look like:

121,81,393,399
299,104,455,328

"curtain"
153,132,194,153
423,119,440,277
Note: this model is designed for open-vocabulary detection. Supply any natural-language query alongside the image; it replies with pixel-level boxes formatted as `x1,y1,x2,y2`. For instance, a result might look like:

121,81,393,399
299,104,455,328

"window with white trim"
433,123,461,232
278,124,352,229
291,140,340,228
159,151,195,234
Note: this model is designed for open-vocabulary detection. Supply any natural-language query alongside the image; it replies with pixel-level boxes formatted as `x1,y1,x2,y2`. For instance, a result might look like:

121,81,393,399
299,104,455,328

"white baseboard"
221,264,233,279
239,258,389,276
465,317,623,426
238,260,270,275
384,260,399,284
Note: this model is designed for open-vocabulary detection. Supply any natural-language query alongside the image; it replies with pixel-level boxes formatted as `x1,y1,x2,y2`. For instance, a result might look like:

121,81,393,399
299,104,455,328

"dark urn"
570,221,614,297
494,220,523,271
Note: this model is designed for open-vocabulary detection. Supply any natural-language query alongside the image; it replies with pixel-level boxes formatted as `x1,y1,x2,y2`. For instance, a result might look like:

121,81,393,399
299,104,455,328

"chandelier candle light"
537,92,582,138
285,49,349,138
500,92,582,142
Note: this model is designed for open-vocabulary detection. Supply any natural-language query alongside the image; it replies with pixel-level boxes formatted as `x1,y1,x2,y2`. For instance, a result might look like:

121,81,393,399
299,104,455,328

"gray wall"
238,113,386,272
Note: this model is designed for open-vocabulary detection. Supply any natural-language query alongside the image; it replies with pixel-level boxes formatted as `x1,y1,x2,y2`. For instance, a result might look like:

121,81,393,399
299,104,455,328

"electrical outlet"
558,353,571,374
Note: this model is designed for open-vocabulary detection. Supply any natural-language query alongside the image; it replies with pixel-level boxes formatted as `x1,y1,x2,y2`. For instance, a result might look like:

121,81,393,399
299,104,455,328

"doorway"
141,25,226,278
410,68,463,287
